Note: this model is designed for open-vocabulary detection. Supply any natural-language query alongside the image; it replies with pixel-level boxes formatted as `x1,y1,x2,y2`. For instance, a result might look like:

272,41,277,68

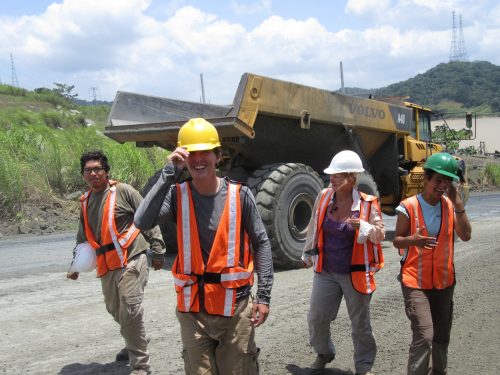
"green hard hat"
424,153,459,181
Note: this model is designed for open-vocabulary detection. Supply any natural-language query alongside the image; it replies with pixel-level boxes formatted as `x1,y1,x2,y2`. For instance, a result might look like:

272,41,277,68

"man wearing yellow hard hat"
135,118,274,374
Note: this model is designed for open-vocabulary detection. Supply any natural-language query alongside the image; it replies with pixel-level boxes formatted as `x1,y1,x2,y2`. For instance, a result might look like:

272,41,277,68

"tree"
52,83,78,100
432,125,472,153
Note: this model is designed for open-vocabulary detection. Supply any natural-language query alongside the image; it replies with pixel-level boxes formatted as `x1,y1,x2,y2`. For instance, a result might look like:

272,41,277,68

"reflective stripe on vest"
172,181,253,317
312,189,384,294
313,189,334,273
400,195,455,289
80,185,140,277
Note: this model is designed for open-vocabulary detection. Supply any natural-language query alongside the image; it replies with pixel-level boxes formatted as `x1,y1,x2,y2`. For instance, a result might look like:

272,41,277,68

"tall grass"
0,108,168,217
0,84,78,109
484,163,500,187
79,105,110,124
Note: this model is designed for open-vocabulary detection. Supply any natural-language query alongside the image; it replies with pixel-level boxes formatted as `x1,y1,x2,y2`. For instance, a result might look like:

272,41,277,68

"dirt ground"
0,194,499,374
0,200,79,239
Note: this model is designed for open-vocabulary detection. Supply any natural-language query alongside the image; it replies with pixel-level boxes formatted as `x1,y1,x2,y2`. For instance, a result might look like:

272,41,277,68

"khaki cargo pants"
101,253,150,372
176,296,260,375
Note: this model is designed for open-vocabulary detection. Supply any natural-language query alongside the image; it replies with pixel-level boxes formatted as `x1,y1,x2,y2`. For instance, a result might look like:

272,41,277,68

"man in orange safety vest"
68,150,165,375
135,118,274,374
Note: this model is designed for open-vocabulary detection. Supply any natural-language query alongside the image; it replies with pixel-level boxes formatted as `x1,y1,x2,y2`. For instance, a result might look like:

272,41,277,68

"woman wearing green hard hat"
393,152,472,375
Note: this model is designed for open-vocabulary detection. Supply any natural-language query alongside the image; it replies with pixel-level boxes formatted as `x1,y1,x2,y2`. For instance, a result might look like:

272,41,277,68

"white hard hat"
69,242,96,273
323,150,365,174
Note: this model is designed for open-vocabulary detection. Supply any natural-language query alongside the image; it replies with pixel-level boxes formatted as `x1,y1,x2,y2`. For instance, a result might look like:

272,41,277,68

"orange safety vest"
172,181,254,317
80,183,140,277
399,195,455,290
312,189,384,294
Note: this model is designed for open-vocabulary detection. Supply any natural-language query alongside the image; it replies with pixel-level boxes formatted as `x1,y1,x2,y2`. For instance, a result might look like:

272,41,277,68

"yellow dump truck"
105,72,468,268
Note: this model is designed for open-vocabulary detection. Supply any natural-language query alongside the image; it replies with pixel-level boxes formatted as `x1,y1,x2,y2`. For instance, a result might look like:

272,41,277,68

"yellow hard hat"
177,118,221,152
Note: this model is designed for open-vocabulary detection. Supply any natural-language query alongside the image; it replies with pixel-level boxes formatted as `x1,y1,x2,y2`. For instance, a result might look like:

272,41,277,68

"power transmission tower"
458,15,469,61
89,86,99,105
449,11,468,62
10,53,19,87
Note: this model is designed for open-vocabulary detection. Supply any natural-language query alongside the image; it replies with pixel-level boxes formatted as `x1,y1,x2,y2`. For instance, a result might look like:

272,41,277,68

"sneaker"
311,353,335,371
115,347,129,362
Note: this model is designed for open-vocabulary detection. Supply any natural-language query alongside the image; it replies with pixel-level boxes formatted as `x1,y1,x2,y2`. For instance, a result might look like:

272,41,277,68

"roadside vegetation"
0,84,167,222
484,164,500,187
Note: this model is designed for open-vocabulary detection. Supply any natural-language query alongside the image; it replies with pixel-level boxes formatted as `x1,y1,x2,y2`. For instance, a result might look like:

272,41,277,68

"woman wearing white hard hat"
302,150,385,375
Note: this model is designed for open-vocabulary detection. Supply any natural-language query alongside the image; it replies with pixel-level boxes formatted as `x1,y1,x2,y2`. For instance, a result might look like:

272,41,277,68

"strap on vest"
350,264,367,272
182,271,252,285
197,272,221,284
95,242,116,256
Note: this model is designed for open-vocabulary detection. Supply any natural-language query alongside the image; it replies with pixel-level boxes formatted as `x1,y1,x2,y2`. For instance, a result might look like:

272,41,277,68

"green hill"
373,61,500,115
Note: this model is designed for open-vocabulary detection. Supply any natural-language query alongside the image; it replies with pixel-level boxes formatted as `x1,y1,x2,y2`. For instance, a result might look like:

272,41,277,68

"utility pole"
10,53,19,87
339,61,345,94
200,73,206,104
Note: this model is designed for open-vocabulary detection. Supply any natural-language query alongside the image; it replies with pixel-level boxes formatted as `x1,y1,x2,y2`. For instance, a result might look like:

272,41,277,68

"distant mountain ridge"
339,61,499,115
374,61,500,114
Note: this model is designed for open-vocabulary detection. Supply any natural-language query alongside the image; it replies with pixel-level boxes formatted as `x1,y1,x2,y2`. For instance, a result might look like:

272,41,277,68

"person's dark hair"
213,147,223,167
423,168,436,180
80,150,111,174
424,168,454,181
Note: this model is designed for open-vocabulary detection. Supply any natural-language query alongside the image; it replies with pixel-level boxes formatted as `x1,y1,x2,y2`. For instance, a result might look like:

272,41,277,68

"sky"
0,0,498,104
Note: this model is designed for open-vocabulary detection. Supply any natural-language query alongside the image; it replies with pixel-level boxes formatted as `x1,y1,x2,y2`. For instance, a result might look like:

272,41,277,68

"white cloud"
0,0,497,103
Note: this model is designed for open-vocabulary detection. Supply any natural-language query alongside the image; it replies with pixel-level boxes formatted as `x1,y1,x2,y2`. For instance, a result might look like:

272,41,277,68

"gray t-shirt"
134,163,274,304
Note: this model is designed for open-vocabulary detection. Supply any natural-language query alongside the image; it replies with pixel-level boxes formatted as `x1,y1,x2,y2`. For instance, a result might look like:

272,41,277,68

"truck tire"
247,163,323,269
142,169,178,254
356,172,380,198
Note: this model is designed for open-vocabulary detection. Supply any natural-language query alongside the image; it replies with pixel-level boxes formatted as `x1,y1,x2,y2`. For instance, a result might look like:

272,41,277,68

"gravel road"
0,193,499,375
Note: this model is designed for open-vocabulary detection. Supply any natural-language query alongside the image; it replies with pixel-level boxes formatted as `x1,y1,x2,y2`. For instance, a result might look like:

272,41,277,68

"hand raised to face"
168,147,190,169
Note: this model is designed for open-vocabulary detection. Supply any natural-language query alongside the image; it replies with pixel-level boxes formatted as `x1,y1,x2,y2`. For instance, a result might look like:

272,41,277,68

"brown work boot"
116,335,150,362
310,353,335,374
115,347,129,362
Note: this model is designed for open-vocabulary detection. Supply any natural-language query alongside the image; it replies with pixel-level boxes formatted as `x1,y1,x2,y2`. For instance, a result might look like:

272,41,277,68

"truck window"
410,112,417,138
419,112,431,142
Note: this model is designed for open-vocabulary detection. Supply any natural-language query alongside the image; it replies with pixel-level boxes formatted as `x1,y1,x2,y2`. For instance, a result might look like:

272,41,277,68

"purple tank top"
321,211,359,274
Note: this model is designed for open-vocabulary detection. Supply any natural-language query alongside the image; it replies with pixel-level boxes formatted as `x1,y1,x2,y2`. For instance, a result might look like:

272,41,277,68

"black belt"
96,243,115,256
350,264,368,272
196,272,221,284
